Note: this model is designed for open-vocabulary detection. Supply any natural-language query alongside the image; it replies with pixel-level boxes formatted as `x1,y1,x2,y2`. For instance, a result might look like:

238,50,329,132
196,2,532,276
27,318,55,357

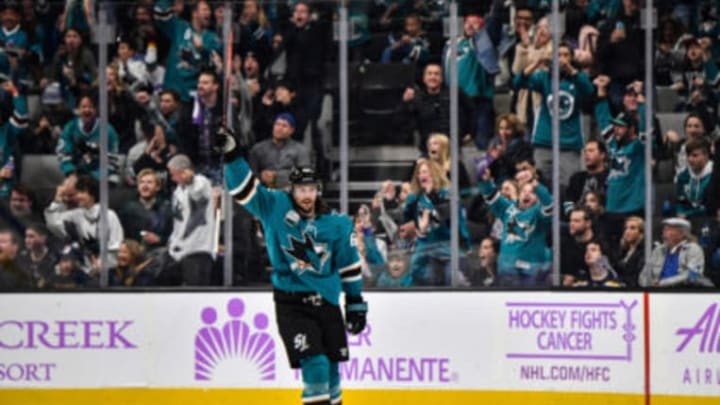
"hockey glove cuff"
344,295,368,335
214,126,246,161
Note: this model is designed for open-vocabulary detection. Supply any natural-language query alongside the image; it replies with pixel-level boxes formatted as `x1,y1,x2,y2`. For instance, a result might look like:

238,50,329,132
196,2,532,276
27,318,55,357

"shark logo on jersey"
283,233,329,275
682,183,702,206
609,155,631,180
546,90,575,120
505,208,536,243
582,176,603,197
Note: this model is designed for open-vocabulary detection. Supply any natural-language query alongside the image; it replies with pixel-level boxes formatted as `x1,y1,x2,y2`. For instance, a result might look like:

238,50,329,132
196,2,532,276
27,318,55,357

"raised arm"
219,128,282,220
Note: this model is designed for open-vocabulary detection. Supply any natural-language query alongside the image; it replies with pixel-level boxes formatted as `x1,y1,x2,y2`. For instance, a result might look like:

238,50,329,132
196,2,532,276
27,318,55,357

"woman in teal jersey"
404,158,472,286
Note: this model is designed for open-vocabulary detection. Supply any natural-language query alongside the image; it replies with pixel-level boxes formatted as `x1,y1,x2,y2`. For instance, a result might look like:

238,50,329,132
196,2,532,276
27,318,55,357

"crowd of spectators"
350,0,720,290
0,0,719,291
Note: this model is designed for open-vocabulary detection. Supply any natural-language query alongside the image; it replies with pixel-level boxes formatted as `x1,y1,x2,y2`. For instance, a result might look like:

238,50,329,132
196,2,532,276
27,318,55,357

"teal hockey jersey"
0,94,28,196
514,70,594,151
57,118,120,182
443,36,493,99
479,179,552,274
675,161,713,218
0,25,28,76
154,0,222,102
594,99,646,213
224,158,362,305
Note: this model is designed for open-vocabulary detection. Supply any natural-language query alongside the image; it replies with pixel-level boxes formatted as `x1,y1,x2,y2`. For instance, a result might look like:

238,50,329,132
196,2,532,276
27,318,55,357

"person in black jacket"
486,113,533,185
283,1,331,177
616,215,645,288
704,137,720,217
396,62,474,154
255,80,307,143
118,169,173,254
596,0,645,107
0,228,30,290
563,139,609,217
184,69,224,184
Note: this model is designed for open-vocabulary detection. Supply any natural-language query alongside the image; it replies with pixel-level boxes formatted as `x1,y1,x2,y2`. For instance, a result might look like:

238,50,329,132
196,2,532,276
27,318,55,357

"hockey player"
217,128,367,405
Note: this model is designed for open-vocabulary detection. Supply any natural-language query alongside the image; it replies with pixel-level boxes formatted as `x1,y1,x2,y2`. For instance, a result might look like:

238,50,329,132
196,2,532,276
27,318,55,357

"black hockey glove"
344,295,368,335
214,126,246,161
427,191,450,223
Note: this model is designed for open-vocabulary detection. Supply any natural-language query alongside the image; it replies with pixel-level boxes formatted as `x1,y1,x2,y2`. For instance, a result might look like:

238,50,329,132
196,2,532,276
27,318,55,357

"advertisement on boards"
650,294,720,396
499,293,643,393
0,294,148,387
0,292,643,394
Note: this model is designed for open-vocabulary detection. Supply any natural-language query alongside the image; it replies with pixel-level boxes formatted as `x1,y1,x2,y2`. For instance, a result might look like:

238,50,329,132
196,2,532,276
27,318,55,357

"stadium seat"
493,91,512,115
656,86,678,112
655,159,675,184
20,154,64,189
364,33,391,63
657,112,686,134
355,63,417,145
426,30,447,57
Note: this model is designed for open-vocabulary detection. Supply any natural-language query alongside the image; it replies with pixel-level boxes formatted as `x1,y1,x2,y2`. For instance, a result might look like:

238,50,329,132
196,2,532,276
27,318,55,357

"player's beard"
297,200,315,217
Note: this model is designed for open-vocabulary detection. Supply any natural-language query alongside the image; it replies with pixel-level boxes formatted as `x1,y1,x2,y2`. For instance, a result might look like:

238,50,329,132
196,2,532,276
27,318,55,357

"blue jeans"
474,97,495,150
495,263,550,288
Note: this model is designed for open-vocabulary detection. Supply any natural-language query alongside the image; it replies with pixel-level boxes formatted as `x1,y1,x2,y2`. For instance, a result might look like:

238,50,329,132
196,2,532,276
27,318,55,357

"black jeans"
158,252,214,286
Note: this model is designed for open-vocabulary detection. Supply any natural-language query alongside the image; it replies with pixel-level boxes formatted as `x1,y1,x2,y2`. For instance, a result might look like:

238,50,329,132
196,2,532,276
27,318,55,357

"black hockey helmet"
289,166,319,186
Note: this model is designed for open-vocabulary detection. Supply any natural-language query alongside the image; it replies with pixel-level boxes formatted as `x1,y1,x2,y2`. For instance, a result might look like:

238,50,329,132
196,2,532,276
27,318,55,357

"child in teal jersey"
375,249,412,288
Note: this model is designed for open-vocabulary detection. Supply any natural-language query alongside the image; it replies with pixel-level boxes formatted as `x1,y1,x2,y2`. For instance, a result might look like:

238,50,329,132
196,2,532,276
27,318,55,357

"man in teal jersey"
443,0,503,149
217,128,367,405
600,111,646,246
513,42,595,189
0,5,28,82
479,166,552,288
0,80,27,198
153,0,221,103
56,93,120,185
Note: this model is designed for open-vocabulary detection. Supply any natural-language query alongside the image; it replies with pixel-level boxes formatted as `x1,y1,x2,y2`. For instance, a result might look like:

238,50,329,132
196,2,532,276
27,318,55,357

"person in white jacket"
639,218,705,287
44,175,124,273
164,154,215,286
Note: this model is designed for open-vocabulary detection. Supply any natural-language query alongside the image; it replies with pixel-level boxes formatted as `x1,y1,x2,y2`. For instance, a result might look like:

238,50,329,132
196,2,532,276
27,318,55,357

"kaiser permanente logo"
294,323,456,384
194,298,276,381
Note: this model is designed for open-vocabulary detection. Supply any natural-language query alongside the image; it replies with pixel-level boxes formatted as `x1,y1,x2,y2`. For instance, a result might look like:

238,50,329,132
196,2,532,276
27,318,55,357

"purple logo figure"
194,298,276,381
676,302,720,353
